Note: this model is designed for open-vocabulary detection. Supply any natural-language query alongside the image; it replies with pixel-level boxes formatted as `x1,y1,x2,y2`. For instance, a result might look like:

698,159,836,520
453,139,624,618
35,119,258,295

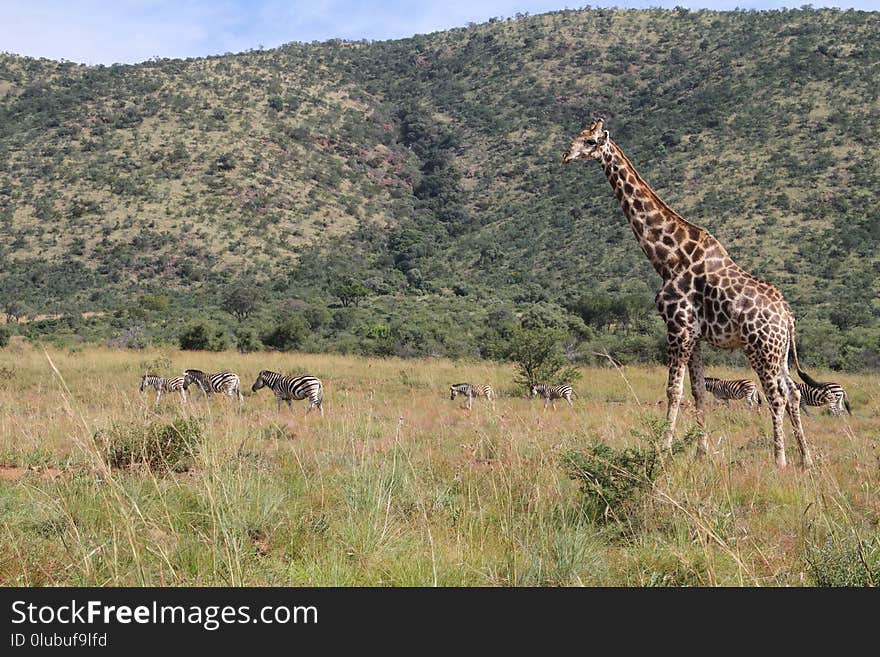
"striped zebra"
251,370,324,415
529,383,574,409
449,383,495,410
796,370,851,417
183,369,243,403
139,374,187,403
704,377,763,411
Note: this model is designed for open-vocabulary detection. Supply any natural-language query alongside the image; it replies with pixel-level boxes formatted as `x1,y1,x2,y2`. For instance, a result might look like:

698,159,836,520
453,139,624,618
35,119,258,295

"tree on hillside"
333,278,370,308
3,300,26,324
223,285,262,322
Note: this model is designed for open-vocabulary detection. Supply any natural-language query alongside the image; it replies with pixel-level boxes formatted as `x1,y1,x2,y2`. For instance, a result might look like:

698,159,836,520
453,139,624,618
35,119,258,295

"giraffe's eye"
585,138,597,145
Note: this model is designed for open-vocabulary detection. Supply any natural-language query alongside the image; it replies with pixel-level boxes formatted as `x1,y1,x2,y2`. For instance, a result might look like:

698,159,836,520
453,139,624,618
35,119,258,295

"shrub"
561,420,690,524
261,317,308,351
0,325,10,348
139,355,173,373
95,417,203,472
806,533,880,587
504,326,582,388
179,321,226,351
235,327,262,353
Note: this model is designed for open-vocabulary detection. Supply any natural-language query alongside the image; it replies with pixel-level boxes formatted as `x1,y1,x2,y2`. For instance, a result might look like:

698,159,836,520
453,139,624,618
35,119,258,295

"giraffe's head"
562,118,610,163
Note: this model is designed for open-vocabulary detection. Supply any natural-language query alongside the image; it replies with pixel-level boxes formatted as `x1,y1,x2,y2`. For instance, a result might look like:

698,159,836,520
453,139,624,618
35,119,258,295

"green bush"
179,321,226,351
561,420,690,524
0,325,10,348
261,317,308,351
806,534,880,587
95,417,204,472
235,327,262,353
503,326,582,388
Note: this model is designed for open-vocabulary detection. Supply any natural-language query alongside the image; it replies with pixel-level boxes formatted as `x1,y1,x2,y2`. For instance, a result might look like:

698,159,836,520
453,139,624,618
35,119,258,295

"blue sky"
2,0,878,65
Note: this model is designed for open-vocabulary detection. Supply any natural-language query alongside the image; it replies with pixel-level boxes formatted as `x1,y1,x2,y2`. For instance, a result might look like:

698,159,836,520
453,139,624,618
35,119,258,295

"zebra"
796,369,851,417
139,374,187,403
529,383,574,409
704,377,763,411
449,383,495,410
251,370,324,415
182,369,243,403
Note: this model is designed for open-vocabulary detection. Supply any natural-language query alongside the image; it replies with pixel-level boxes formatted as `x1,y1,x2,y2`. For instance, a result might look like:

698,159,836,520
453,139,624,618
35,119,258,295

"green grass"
1,344,877,586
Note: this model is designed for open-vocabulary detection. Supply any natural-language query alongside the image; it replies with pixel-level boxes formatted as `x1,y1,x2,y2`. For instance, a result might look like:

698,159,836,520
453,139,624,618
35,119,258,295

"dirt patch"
0,465,64,482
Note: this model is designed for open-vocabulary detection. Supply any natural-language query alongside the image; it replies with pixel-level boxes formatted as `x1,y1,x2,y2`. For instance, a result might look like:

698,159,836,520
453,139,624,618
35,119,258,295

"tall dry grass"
0,341,877,586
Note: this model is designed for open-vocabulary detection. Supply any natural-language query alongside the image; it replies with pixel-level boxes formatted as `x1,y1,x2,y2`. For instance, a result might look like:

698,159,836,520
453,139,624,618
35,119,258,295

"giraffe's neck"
600,141,709,279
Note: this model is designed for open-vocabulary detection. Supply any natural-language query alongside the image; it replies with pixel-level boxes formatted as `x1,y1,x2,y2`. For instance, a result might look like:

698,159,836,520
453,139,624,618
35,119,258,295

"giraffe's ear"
598,129,609,145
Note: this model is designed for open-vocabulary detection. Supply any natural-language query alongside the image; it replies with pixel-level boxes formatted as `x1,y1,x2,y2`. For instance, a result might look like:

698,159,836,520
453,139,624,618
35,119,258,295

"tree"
223,285,261,322
568,292,615,330
504,326,582,388
261,317,308,351
333,279,370,308
179,321,226,351
4,300,26,324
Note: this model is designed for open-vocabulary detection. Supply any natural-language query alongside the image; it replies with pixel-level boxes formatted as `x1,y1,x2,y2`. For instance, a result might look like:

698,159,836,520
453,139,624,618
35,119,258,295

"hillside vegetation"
1,7,878,369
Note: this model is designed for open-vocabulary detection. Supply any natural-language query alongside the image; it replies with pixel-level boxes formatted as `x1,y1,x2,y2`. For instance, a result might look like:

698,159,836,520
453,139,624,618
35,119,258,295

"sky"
2,0,879,66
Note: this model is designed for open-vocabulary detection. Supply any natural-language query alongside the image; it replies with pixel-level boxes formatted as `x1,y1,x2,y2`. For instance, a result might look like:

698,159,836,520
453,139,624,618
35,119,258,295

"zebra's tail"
844,392,852,415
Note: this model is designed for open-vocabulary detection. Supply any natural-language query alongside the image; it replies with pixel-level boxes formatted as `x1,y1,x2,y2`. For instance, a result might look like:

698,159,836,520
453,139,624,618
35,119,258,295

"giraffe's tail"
787,317,809,380
796,368,824,389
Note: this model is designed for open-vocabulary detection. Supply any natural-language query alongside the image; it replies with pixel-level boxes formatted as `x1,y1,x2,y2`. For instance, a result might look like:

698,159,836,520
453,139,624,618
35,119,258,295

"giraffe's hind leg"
783,378,812,467
756,372,789,468
687,340,709,455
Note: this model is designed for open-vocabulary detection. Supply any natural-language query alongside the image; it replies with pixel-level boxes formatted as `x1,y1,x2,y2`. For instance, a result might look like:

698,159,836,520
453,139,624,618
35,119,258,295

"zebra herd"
139,367,851,418
139,369,323,414
448,382,577,410
704,370,852,417
139,371,576,414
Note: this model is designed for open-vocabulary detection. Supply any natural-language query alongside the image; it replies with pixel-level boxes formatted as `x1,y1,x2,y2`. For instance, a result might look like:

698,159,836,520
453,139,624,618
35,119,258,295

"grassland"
1,341,877,586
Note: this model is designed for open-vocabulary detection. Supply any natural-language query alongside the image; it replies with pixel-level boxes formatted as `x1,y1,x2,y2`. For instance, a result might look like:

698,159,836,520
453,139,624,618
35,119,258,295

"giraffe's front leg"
687,340,709,455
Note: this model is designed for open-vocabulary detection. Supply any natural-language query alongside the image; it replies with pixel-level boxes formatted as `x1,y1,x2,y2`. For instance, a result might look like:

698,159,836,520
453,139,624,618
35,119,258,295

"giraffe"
562,118,812,468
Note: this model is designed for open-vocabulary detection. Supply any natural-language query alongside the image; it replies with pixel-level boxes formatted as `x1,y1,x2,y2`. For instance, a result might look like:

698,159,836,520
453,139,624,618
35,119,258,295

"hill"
1,7,878,369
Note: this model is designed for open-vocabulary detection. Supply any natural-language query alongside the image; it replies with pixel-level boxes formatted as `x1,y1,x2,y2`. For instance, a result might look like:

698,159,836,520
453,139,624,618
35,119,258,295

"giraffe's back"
698,263,793,352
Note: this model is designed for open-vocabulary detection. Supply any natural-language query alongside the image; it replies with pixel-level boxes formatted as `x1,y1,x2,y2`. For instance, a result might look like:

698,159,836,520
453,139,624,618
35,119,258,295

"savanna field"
1,341,877,586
